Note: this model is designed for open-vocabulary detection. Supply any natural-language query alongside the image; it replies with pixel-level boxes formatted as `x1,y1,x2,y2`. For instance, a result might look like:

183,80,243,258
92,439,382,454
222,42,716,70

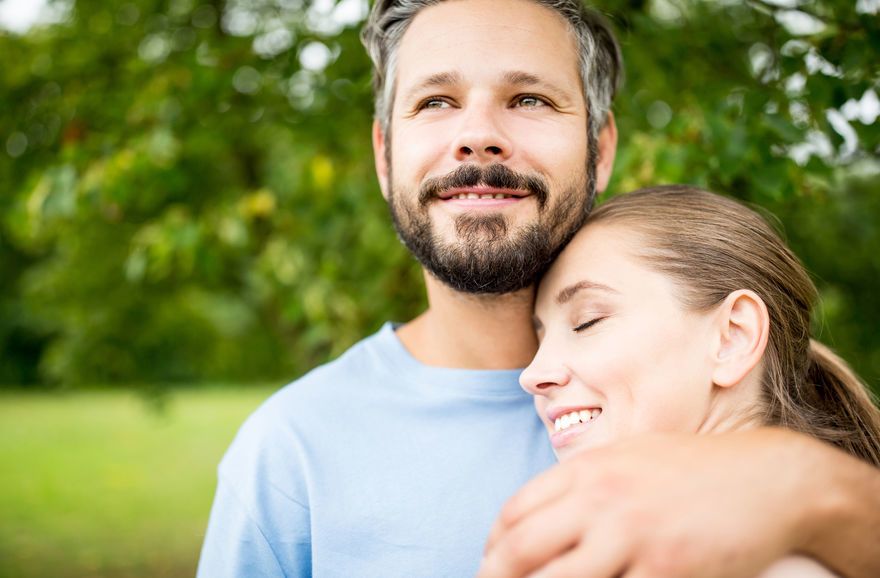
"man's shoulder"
220,324,399,467
270,322,398,408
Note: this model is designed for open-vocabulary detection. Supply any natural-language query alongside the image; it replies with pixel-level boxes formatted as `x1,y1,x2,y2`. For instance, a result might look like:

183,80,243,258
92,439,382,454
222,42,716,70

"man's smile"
434,185,532,210
437,186,531,200
417,164,550,209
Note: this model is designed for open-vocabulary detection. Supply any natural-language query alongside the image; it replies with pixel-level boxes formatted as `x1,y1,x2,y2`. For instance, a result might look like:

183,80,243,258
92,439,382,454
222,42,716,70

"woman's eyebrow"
555,280,618,305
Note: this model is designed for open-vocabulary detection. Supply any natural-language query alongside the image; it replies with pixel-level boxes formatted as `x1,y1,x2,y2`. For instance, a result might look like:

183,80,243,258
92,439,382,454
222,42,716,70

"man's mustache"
418,164,549,209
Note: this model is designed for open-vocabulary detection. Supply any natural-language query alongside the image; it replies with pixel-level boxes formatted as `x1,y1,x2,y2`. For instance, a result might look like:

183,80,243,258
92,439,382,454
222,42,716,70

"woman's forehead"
535,222,654,310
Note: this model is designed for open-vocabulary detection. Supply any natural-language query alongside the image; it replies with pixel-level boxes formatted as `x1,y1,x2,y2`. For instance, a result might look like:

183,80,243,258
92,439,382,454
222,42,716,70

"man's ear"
595,111,618,194
711,289,770,388
372,119,390,200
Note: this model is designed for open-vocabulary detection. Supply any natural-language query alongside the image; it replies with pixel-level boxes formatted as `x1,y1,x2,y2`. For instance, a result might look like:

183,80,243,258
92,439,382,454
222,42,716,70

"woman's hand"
478,428,879,578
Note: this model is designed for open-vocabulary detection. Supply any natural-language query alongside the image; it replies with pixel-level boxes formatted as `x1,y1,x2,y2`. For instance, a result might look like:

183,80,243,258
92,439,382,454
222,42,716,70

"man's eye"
515,95,548,108
573,317,605,333
419,98,451,110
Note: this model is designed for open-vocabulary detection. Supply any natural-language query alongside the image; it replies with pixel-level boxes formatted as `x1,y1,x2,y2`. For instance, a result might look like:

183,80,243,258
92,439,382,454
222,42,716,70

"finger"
478,492,585,578
528,522,631,578
484,464,575,553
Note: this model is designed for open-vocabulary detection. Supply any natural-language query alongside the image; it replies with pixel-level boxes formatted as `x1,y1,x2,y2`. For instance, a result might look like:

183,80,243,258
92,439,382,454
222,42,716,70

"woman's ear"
711,290,770,388
372,119,390,200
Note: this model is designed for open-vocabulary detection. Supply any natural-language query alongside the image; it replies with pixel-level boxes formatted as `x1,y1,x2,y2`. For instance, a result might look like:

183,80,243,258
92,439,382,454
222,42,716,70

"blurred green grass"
0,386,277,578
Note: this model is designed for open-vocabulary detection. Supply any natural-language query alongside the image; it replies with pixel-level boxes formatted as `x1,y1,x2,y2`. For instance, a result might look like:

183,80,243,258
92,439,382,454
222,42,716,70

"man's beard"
387,139,598,295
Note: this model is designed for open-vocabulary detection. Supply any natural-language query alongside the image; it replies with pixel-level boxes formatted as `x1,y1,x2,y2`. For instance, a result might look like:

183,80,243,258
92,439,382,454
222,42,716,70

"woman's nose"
520,343,571,396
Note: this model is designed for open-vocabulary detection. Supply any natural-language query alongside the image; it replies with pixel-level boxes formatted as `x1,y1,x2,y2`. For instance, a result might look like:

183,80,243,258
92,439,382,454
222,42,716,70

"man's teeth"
451,193,514,200
554,409,601,433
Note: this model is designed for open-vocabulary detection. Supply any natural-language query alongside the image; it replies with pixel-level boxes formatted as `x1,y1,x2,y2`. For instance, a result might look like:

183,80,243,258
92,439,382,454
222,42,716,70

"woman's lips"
547,407,602,449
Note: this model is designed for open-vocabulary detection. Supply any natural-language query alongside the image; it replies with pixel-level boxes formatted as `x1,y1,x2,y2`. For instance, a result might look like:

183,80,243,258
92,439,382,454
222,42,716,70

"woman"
521,185,880,577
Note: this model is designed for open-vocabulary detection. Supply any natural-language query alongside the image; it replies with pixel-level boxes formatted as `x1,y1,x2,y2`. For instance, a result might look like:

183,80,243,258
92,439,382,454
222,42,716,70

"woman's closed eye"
573,317,606,333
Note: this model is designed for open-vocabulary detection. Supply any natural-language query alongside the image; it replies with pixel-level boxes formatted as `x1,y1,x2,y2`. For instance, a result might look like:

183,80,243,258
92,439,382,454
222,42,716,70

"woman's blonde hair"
587,185,880,466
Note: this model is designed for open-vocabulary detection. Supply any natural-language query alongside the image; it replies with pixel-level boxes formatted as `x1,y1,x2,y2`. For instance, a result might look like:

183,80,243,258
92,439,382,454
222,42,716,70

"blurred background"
0,0,877,576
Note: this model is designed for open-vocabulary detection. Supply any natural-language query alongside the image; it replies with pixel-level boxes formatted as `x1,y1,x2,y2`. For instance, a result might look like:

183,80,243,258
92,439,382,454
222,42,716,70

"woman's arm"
794,434,880,578
479,428,880,578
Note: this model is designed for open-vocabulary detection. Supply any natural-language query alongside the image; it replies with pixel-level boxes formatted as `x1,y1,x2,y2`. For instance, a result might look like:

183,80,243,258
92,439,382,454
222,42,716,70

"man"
198,1,880,577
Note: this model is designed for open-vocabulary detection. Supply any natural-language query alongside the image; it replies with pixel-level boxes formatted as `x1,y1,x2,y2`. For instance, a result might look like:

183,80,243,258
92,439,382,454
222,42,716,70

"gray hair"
360,0,623,137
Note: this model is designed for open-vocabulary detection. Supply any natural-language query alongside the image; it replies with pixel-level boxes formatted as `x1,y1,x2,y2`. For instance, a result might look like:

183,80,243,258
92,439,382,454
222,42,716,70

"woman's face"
521,223,720,460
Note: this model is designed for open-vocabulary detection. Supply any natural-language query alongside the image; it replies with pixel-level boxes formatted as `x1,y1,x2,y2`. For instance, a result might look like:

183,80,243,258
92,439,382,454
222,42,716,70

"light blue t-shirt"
197,323,556,577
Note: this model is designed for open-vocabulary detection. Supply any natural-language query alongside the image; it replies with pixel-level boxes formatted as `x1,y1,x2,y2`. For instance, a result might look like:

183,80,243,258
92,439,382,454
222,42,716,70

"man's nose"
520,343,571,396
452,104,512,163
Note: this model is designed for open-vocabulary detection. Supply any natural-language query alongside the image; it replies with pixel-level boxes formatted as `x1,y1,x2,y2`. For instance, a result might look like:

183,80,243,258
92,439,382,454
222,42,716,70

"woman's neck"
698,371,767,435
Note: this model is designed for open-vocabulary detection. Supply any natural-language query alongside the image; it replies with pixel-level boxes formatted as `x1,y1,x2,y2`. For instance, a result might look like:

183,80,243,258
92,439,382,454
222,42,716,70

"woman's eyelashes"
573,316,606,333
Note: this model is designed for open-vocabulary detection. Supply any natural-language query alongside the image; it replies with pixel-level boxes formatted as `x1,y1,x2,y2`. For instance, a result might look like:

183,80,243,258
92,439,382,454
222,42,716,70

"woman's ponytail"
803,340,880,467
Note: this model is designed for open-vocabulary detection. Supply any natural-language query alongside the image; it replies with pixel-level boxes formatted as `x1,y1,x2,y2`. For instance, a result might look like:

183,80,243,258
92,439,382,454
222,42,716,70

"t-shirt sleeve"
197,473,312,578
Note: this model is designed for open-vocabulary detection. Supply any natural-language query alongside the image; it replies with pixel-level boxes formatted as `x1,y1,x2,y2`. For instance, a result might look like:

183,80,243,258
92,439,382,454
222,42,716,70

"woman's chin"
551,422,614,461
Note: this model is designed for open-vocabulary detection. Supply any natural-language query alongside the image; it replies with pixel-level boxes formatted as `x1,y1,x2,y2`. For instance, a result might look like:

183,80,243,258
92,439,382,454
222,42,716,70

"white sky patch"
841,89,880,125
139,33,172,63
649,0,686,24
856,0,880,15
306,0,342,35
826,109,859,158
784,72,806,96
805,48,843,78
222,5,259,37
299,40,333,72
0,0,71,33
780,39,810,57
0,0,44,32
253,21,295,58
790,100,811,127
332,0,367,26
748,43,773,76
789,130,833,165
759,0,802,7
775,9,827,35
280,0,367,37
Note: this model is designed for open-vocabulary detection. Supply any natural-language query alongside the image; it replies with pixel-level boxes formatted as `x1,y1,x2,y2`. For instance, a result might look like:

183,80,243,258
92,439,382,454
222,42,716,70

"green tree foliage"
1,0,878,390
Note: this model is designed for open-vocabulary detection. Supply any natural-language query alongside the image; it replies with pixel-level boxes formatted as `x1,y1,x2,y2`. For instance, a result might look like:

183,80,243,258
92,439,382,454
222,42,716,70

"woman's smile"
546,407,603,449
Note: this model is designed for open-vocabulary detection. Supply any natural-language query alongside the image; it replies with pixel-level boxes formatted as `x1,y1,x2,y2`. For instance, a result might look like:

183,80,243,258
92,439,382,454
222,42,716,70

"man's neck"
396,273,539,370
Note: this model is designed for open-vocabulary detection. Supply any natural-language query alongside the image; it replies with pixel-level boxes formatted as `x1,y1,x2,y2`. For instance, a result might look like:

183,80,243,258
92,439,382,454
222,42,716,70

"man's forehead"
394,0,581,91
399,68,579,108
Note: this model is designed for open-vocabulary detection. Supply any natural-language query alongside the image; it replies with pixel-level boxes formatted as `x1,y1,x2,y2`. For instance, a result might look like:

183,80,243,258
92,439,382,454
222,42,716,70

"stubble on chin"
385,153,596,294
454,213,509,244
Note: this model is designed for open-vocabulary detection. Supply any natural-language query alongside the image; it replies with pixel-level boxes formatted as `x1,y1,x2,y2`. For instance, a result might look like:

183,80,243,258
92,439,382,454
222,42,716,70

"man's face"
375,0,606,294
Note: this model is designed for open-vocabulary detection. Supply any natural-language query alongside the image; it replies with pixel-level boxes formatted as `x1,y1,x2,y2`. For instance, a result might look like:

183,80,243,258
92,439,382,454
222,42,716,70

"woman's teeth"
554,409,601,433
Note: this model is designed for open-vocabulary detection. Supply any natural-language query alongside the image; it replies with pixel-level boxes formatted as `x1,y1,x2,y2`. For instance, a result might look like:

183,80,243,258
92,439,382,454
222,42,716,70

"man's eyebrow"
402,71,462,102
502,70,572,101
555,280,618,305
